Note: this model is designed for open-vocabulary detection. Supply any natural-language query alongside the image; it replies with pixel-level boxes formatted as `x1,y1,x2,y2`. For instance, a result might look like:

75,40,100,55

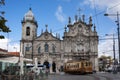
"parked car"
117,64,120,72
105,67,113,72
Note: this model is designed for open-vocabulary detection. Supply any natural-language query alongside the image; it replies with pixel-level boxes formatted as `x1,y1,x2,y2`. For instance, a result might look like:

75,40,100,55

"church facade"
20,8,99,73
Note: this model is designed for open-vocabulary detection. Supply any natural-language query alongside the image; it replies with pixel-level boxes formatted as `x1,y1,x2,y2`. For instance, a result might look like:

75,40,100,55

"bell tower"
21,8,38,40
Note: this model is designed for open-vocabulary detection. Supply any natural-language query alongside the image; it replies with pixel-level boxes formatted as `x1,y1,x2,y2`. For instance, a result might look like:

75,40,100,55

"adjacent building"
0,48,20,72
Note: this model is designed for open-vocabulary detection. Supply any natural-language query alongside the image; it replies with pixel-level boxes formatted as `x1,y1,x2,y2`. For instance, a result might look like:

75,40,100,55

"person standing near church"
52,61,56,73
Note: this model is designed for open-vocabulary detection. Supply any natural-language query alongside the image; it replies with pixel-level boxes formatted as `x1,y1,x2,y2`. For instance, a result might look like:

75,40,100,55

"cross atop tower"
45,24,48,32
29,4,32,10
77,8,81,18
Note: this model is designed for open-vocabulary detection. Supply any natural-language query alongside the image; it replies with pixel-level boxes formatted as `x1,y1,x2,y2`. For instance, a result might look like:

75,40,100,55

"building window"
44,43,49,52
26,27,30,36
52,45,56,53
38,47,41,53
26,47,29,51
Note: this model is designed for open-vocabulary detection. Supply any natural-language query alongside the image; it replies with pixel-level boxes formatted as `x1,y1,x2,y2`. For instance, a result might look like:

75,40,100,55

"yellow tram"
63,60,93,74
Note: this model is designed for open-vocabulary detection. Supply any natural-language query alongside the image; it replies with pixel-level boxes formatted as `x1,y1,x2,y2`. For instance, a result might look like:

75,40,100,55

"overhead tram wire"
39,2,120,35
4,2,120,45
93,0,99,26
51,1,120,34
3,27,64,44
108,2,120,11
0,40,20,44
8,40,20,43
99,38,118,41
99,33,118,41
52,27,64,33
85,1,120,21
5,3,120,40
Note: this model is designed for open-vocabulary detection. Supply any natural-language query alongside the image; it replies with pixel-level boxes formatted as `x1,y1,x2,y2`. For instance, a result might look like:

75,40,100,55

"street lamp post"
106,34,117,73
104,12,120,63
105,34,115,61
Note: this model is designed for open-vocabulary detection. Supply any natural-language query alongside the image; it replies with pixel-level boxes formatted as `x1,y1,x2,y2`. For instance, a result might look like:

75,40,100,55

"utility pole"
105,33,117,73
105,34,116,61
104,12,120,63
113,34,116,61
116,12,120,63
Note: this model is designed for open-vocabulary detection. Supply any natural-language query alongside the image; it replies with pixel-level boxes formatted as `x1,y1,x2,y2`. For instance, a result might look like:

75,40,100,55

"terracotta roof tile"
8,52,20,57
0,48,7,52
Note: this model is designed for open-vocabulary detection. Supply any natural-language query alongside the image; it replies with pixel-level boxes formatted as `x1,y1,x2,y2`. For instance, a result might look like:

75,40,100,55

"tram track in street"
88,74,113,80
47,73,120,80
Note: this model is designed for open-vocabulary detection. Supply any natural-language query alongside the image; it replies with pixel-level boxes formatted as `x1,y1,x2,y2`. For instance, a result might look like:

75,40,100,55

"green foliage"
0,35,4,39
0,16,11,32
0,0,5,5
0,0,11,39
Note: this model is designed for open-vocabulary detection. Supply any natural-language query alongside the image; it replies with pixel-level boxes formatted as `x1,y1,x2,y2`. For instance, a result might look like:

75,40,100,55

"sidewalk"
50,72,65,75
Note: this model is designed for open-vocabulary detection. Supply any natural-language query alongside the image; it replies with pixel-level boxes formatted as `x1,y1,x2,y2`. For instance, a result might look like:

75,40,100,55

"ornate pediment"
35,32,60,41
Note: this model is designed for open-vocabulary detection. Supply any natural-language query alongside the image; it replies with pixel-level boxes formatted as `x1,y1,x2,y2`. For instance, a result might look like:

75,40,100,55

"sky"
0,0,120,59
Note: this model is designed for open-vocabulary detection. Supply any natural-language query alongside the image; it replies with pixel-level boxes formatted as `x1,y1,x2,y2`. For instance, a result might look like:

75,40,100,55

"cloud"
55,5,66,23
82,0,120,59
83,0,120,9
0,38,20,52
8,43,20,52
0,38,10,50
83,0,120,18
98,35,119,59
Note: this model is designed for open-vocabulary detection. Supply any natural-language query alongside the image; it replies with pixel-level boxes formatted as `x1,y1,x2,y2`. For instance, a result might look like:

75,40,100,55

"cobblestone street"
0,72,120,80
47,72,120,80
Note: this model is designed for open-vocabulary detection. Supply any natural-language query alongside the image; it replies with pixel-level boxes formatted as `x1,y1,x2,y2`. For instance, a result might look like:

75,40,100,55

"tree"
0,0,11,39
98,55,113,71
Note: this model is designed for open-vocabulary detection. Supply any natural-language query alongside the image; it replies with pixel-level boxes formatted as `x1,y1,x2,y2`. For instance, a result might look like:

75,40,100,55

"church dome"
24,8,34,21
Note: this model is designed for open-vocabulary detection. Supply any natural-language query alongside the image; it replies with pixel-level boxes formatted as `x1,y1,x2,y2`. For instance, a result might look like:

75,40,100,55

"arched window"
52,44,56,53
44,43,49,52
38,47,41,53
26,27,30,36
25,47,29,51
